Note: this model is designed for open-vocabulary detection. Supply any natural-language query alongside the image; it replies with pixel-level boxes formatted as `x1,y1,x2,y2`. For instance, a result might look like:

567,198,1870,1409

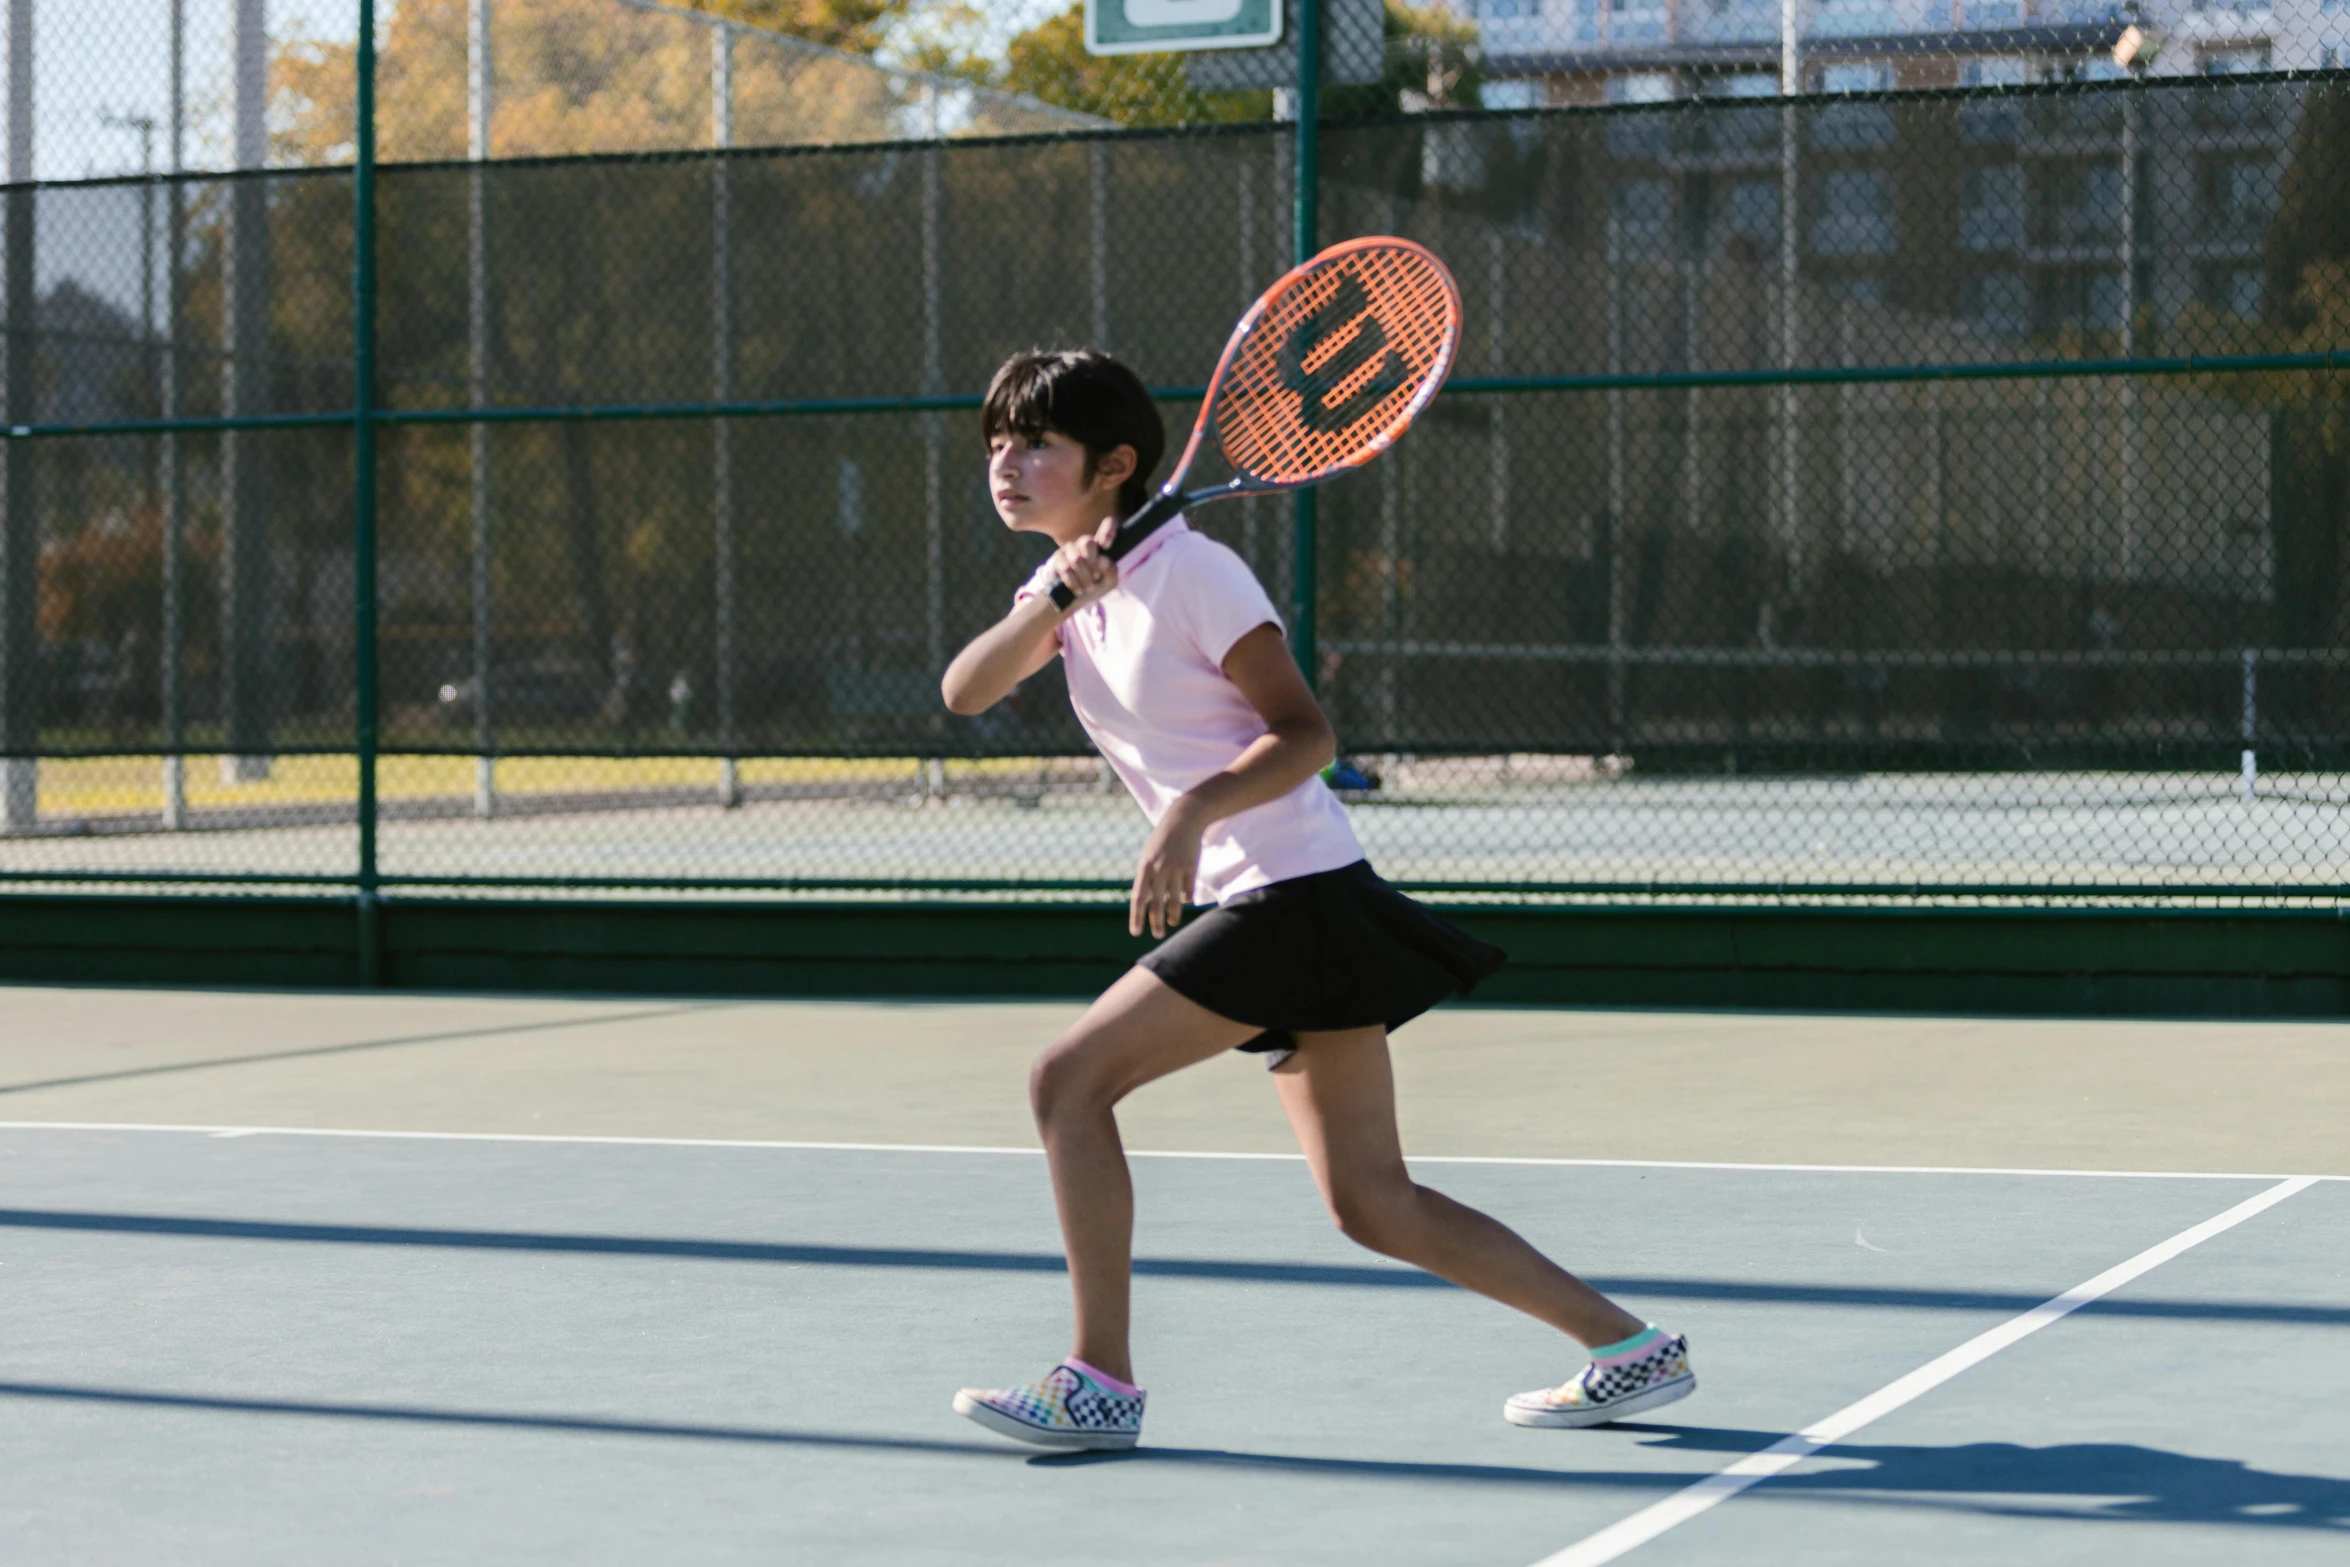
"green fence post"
1291,0,1321,690
353,0,381,985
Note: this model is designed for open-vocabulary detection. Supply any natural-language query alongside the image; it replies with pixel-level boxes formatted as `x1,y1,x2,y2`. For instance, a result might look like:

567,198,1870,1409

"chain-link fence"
1,3,2347,907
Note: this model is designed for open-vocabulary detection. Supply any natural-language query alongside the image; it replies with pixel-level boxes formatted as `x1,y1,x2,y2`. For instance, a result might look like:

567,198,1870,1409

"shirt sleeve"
1166,537,1284,670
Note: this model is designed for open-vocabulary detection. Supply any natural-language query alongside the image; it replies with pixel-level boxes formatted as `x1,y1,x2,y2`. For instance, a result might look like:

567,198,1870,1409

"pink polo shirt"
1016,518,1364,906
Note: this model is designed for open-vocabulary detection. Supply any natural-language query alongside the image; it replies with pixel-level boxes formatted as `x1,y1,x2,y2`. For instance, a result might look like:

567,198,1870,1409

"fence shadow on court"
4,1205,2346,1330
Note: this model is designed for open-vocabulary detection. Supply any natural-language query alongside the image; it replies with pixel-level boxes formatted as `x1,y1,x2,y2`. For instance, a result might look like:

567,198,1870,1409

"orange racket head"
1186,236,1462,492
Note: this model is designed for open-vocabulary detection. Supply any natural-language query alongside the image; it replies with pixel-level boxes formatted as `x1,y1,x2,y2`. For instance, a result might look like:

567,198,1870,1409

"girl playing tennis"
941,349,1693,1450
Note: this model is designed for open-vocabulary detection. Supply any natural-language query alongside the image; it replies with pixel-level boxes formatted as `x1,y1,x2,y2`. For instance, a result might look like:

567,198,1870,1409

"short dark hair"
981,350,1164,515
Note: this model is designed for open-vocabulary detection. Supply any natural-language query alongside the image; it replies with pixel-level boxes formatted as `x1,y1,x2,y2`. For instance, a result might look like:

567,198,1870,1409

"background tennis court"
1,764,2346,898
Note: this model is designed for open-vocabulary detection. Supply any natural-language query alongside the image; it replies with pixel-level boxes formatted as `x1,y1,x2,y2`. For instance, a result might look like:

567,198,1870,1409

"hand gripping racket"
1047,235,1462,609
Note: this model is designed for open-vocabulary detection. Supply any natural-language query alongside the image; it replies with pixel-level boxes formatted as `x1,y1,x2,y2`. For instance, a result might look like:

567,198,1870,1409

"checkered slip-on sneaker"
953,1361,1145,1451
1505,1327,1694,1429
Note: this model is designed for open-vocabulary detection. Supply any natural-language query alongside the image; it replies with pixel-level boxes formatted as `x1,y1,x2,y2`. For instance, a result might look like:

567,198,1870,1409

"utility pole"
1777,0,1803,608
1291,0,1322,688
161,0,187,828
712,17,740,807
221,0,272,784
0,0,36,834
354,0,382,984
920,81,943,799
469,0,495,816
2118,50,2143,586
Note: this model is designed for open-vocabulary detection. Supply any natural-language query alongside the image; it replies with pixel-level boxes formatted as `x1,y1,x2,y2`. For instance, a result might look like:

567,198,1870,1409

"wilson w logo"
1279,274,1411,434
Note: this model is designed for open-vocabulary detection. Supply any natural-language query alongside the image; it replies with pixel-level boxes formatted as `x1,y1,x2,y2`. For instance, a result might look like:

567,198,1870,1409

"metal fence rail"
0,4,2345,929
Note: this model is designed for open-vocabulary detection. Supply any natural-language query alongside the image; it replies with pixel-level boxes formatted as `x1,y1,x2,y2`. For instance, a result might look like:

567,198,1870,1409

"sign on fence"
1085,1,1284,56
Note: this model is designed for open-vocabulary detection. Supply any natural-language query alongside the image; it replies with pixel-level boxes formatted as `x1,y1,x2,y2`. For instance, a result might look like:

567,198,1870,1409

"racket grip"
1045,489,1187,610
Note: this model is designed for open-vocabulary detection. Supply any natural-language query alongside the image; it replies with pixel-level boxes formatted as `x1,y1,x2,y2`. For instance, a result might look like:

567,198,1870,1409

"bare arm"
939,594,1064,716
1129,622,1338,937
940,517,1119,716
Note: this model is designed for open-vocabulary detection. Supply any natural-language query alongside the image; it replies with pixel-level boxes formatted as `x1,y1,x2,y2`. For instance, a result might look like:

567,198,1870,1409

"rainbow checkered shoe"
953,1360,1145,1451
1505,1327,1694,1429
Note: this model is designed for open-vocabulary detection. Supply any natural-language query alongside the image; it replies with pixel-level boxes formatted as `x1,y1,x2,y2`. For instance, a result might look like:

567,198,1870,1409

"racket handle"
1046,489,1188,610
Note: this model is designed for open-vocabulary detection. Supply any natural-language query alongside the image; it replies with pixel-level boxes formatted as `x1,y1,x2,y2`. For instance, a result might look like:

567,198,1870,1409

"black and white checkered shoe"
1505,1327,1694,1429
953,1361,1145,1451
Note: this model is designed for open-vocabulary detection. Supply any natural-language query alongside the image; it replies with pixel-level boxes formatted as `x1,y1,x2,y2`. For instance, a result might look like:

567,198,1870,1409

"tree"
686,2,911,56
1333,0,1482,119
272,0,924,166
996,5,1268,128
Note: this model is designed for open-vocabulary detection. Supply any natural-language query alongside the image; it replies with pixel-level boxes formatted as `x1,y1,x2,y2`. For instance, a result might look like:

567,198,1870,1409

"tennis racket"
1047,235,1461,610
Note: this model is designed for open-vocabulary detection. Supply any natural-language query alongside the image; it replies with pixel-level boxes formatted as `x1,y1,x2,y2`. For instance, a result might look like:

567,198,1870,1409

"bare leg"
1030,967,1260,1386
1273,1027,1646,1347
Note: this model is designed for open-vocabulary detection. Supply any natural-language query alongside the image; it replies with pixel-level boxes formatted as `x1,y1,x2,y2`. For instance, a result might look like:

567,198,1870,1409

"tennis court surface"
1,987,2343,1564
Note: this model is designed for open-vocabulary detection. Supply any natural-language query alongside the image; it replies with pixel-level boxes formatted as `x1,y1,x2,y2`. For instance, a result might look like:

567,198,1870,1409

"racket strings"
1213,242,1459,488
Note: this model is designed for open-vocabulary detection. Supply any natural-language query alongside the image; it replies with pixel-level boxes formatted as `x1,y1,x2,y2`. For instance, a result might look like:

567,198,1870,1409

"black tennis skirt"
1138,859,1506,1062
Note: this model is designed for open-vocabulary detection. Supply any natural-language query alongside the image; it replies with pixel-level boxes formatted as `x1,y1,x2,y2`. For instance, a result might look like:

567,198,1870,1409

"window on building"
2196,49,2275,128
1815,0,1901,38
1820,63,1895,93
2043,161,2125,243
1482,79,1544,110
1961,165,2025,252
2203,267,2262,319
2063,55,2129,83
1815,169,1897,257
1814,64,1896,149
1683,0,1781,43
1699,70,1779,150
1607,72,1678,104
1726,181,1781,251
1611,0,1669,42
2087,271,2128,331
1959,58,2029,142
1605,73,1677,156
1964,0,2023,23
2042,55,2129,136
2206,158,2273,239
1963,271,2031,336
2036,271,2128,333
1471,0,1541,16
1961,58,2031,88
1609,179,1674,258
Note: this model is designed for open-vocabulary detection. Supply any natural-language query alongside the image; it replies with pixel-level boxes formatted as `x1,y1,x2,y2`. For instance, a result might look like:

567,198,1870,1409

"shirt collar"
1118,514,1189,575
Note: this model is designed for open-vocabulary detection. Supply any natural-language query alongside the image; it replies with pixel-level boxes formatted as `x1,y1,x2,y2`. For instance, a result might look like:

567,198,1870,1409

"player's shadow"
1603,1423,2350,1530
1038,1424,2348,1532
6,1372,2338,1532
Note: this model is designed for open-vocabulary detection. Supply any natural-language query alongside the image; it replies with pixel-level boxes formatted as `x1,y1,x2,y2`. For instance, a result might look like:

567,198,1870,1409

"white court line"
0,1120,2333,1182
1530,1175,2322,1567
